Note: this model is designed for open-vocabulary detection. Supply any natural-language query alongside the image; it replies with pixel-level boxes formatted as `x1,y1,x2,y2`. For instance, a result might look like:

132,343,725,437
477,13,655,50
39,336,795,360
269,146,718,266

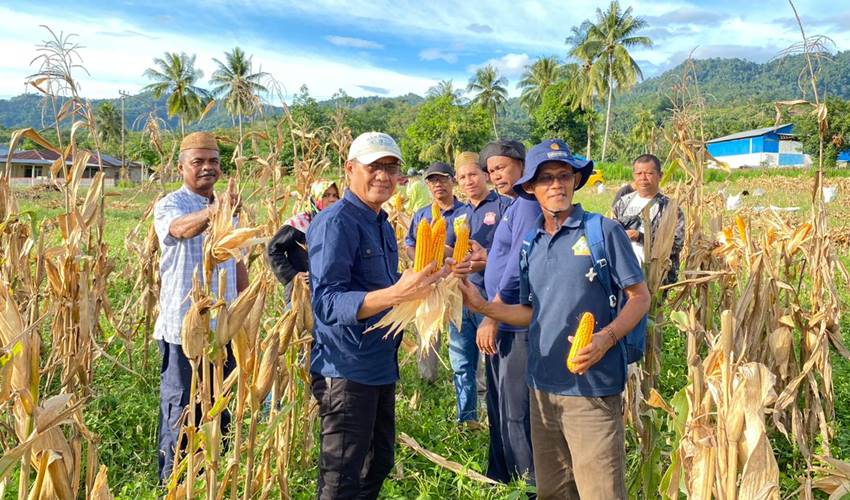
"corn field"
2,10,850,500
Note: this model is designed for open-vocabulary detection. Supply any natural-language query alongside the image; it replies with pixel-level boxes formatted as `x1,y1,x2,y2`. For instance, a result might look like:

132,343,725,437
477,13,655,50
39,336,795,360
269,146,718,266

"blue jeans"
448,307,482,423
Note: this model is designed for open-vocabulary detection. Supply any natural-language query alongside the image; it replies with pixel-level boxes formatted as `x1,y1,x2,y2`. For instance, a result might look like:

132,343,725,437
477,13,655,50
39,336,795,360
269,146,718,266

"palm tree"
575,1,652,161
517,56,562,112
427,80,463,104
95,101,122,147
142,52,209,136
467,65,509,138
632,109,655,154
210,47,269,150
564,21,607,158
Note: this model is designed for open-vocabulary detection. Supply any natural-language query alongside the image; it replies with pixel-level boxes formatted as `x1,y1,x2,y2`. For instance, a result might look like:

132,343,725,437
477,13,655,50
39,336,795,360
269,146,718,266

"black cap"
424,162,454,178
479,140,526,167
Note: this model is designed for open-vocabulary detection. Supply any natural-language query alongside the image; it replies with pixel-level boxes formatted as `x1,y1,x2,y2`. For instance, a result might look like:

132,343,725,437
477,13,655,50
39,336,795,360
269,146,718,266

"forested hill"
1,52,849,133
619,51,850,110
0,90,424,132
0,91,286,131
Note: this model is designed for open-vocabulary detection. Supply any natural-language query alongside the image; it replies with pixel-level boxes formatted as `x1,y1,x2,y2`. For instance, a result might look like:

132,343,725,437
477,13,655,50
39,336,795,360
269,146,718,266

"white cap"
347,132,403,165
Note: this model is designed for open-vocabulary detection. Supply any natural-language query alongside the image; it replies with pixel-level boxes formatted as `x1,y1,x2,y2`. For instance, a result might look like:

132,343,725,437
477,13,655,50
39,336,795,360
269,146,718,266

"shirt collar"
180,184,214,203
535,203,586,235
344,189,388,222
470,190,499,209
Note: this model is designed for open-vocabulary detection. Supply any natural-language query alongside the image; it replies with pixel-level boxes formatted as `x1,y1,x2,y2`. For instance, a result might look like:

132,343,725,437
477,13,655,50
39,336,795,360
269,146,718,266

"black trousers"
484,330,535,488
157,340,236,482
311,374,396,500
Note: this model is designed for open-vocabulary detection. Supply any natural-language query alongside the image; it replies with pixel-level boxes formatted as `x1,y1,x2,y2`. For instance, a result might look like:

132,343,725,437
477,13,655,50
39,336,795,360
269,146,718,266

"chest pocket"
358,241,390,288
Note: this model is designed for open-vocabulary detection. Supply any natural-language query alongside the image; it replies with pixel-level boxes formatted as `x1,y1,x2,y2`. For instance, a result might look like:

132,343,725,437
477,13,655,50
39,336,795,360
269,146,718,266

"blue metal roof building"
706,123,809,168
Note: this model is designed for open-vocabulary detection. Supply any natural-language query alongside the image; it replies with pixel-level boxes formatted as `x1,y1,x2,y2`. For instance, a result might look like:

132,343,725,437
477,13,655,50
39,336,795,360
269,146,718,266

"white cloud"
419,48,459,64
0,6,437,100
207,0,597,53
468,53,530,80
325,35,383,50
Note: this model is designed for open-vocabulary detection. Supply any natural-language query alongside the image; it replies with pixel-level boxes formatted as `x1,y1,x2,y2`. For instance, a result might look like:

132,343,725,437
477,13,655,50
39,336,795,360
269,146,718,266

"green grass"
595,161,850,183
7,175,850,498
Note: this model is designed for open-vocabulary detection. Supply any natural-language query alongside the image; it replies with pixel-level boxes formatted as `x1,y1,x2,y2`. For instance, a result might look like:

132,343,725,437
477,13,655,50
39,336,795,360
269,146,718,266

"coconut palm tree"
632,109,656,154
142,52,209,136
575,1,652,161
564,21,607,158
95,101,122,147
426,80,463,104
517,56,562,112
209,47,269,150
467,65,509,138
560,63,601,159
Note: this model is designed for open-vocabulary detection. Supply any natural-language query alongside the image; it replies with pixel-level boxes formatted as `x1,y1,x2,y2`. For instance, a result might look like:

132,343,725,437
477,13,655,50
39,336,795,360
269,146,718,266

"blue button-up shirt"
519,204,644,397
483,196,542,332
404,197,466,249
153,185,238,345
307,189,401,385
461,190,512,294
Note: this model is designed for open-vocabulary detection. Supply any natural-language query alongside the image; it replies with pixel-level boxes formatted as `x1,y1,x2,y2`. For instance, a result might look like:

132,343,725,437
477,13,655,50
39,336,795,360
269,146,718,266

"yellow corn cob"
413,219,432,272
431,203,441,224
431,217,446,270
452,224,470,264
735,215,747,246
567,312,595,373
787,223,812,255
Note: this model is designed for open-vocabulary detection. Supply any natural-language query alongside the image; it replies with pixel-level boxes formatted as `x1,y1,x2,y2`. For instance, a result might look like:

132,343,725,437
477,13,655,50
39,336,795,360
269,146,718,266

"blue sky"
1,0,848,101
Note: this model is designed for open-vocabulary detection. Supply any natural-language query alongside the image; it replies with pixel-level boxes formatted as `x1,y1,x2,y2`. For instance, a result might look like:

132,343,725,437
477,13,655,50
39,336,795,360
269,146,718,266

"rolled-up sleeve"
308,217,368,326
154,196,187,247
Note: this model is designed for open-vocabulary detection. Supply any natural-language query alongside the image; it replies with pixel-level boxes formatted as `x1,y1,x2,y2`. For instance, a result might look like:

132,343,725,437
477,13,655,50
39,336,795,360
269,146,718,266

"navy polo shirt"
405,197,466,249
484,196,542,332
307,189,401,385
519,204,644,397
461,190,512,294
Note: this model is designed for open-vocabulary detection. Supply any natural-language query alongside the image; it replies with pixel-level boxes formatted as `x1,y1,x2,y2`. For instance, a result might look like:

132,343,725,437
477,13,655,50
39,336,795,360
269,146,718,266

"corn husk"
181,274,214,360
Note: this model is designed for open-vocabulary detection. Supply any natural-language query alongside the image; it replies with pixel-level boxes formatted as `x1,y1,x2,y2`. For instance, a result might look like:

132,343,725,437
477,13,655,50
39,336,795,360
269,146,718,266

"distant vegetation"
2,11,850,171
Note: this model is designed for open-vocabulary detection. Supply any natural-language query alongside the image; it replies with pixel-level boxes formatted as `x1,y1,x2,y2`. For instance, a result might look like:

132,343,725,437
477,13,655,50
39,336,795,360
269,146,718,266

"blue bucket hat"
513,139,594,200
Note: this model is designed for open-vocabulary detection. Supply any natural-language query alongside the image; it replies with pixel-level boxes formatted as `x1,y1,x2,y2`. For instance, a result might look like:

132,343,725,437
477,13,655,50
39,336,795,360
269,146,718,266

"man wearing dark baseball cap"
460,139,651,499
476,139,540,487
404,162,466,381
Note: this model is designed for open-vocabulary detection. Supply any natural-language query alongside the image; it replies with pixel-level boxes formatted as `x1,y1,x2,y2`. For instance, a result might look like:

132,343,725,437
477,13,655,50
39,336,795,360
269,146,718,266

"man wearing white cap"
307,132,448,499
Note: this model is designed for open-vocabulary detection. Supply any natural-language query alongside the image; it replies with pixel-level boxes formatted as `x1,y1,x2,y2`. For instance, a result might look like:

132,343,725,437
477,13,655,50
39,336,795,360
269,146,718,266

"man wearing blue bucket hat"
460,139,650,499
477,139,539,487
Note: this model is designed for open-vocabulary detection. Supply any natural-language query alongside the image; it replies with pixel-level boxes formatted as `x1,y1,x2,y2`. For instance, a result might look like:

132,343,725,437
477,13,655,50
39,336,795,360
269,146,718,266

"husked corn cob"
452,223,470,264
431,217,446,269
567,312,595,373
431,203,442,224
413,219,432,272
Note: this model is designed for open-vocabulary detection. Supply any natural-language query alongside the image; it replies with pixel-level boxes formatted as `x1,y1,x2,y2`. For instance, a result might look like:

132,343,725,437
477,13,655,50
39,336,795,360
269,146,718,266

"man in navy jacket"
307,132,447,499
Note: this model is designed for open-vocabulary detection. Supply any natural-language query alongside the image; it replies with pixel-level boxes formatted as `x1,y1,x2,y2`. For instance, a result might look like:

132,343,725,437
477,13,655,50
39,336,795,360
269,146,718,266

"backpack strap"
519,228,538,304
582,212,617,318
583,211,636,367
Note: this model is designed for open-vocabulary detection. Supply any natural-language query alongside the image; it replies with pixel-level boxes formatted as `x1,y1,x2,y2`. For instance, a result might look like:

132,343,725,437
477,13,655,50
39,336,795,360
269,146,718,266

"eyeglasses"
535,172,575,186
359,160,401,176
425,175,453,184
